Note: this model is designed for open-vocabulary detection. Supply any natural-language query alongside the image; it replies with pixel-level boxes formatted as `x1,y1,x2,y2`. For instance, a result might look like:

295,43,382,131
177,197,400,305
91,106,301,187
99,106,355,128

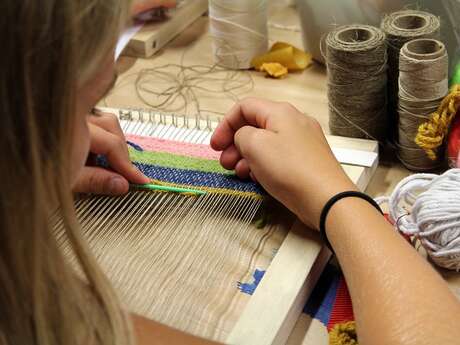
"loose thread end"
415,85,460,160
329,321,358,345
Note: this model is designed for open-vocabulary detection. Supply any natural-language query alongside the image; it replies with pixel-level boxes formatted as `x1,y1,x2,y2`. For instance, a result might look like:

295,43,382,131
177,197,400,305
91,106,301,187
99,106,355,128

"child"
1,1,459,344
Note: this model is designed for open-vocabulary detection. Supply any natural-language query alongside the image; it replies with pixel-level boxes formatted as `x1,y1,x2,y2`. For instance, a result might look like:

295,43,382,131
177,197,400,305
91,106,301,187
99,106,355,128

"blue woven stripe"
303,264,340,326
134,162,264,194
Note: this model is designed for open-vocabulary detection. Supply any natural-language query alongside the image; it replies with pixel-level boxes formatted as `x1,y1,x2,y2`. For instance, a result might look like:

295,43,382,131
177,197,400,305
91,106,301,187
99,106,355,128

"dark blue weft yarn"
134,162,263,194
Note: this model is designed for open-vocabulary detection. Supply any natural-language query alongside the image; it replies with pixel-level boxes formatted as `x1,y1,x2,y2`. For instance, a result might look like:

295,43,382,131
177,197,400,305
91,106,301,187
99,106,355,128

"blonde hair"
0,1,133,344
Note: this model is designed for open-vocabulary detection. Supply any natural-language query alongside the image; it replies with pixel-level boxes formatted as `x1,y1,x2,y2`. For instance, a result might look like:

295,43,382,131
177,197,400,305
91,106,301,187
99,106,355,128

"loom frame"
101,107,379,345
227,135,377,345
122,0,209,58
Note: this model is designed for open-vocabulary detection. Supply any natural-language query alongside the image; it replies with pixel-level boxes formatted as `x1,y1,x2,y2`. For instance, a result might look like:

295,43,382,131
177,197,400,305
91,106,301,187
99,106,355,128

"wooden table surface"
107,0,460,328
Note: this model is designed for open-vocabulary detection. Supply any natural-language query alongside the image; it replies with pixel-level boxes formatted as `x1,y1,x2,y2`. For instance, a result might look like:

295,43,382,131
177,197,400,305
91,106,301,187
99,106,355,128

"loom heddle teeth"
119,109,133,121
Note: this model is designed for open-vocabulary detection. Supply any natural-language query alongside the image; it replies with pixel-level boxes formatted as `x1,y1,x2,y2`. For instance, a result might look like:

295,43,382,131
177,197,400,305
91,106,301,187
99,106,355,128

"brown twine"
133,62,254,118
397,38,448,171
326,24,388,142
381,10,441,143
105,49,255,119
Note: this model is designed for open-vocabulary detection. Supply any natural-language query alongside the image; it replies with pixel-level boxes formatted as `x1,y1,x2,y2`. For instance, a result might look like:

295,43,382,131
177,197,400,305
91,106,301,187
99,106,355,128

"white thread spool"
209,0,269,69
376,169,460,271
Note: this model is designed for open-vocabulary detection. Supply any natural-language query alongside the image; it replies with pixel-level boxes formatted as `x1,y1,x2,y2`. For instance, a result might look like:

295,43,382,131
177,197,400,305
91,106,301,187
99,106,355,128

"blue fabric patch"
134,162,264,194
303,264,341,326
237,269,266,295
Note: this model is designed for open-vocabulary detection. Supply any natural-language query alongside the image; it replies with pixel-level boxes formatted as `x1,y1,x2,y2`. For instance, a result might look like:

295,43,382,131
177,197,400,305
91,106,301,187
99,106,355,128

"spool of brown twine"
326,25,387,142
381,10,441,143
397,38,448,171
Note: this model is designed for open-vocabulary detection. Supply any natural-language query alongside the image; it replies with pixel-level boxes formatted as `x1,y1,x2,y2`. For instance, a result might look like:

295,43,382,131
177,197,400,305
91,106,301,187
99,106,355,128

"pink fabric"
126,134,221,160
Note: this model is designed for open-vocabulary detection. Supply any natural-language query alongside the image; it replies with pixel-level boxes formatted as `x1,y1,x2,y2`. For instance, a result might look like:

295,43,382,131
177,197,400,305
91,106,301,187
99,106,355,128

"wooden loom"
59,107,378,345
122,0,209,58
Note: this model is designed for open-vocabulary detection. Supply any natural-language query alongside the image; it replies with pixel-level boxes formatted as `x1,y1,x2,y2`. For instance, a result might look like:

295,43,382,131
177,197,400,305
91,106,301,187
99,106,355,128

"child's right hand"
211,98,357,229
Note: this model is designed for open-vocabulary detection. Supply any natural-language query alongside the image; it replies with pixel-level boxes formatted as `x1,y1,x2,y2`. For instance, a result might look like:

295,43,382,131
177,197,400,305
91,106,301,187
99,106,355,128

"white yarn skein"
209,0,269,69
376,169,460,271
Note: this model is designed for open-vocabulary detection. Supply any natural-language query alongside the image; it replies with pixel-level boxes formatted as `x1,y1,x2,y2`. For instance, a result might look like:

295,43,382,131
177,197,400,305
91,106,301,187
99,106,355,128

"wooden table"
106,1,460,342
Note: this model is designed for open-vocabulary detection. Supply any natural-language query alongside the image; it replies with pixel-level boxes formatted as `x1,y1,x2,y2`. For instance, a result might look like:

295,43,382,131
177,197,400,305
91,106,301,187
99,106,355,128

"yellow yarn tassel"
415,85,460,160
329,321,358,345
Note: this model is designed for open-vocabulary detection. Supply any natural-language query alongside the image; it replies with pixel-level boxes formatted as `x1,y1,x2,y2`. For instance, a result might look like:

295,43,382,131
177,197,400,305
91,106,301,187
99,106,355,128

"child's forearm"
325,197,460,345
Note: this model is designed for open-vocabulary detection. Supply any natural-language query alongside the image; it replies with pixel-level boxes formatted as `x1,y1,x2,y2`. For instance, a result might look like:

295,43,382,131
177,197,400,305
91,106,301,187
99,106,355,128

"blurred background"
297,0,460,73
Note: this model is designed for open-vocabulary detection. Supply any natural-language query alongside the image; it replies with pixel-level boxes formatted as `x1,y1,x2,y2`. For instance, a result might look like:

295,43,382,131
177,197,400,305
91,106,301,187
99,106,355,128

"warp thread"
326,25,387,142
376,168,460,271
381,10,441,142
209,0,269,69
397,38,449,171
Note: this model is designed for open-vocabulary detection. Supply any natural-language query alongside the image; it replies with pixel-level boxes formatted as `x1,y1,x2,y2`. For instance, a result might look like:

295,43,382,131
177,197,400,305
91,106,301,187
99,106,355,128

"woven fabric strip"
303,264,341,326
126,134,221,160
126,135,264,198
129,147,231,175
134,163,263,195
327,277,354,331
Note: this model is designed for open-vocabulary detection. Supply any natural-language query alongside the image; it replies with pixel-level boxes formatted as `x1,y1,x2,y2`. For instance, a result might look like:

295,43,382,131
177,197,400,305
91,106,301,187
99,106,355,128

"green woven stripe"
129,147,232,175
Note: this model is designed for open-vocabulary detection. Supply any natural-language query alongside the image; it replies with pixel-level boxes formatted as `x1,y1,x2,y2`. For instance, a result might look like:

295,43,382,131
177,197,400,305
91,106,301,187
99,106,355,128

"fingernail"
108,177,125,194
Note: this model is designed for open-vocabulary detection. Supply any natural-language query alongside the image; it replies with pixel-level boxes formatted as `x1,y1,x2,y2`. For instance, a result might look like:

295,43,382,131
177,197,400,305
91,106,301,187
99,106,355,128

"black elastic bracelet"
319,191,383,254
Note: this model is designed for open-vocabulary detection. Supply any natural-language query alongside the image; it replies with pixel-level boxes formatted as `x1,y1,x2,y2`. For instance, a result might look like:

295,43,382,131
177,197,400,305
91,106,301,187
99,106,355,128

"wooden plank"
227,222,330,345
122,0,208,58
327,136,378,169
326,134,378,152
327,135,379,191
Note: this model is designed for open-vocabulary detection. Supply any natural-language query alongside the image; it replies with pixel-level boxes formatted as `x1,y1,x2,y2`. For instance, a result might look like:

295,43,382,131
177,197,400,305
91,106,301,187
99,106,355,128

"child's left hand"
72,112,149,195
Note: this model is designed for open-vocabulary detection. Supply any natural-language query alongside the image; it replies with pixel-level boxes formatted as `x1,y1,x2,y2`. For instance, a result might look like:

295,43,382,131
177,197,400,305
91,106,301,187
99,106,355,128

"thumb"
73,166,130,195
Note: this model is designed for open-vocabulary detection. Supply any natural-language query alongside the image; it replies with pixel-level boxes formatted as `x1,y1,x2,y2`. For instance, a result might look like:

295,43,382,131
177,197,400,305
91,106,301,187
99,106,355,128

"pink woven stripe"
126,134,221,160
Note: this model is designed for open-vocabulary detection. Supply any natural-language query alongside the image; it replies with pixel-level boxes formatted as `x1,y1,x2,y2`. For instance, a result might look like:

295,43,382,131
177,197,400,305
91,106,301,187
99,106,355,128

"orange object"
259,62,288,78
251,42,313,75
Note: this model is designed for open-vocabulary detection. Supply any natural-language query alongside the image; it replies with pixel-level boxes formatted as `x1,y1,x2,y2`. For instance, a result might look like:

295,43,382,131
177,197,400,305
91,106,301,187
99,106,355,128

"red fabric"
385,213,412,243
327,277,355,331
447,112,460,167
384,213,394,225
